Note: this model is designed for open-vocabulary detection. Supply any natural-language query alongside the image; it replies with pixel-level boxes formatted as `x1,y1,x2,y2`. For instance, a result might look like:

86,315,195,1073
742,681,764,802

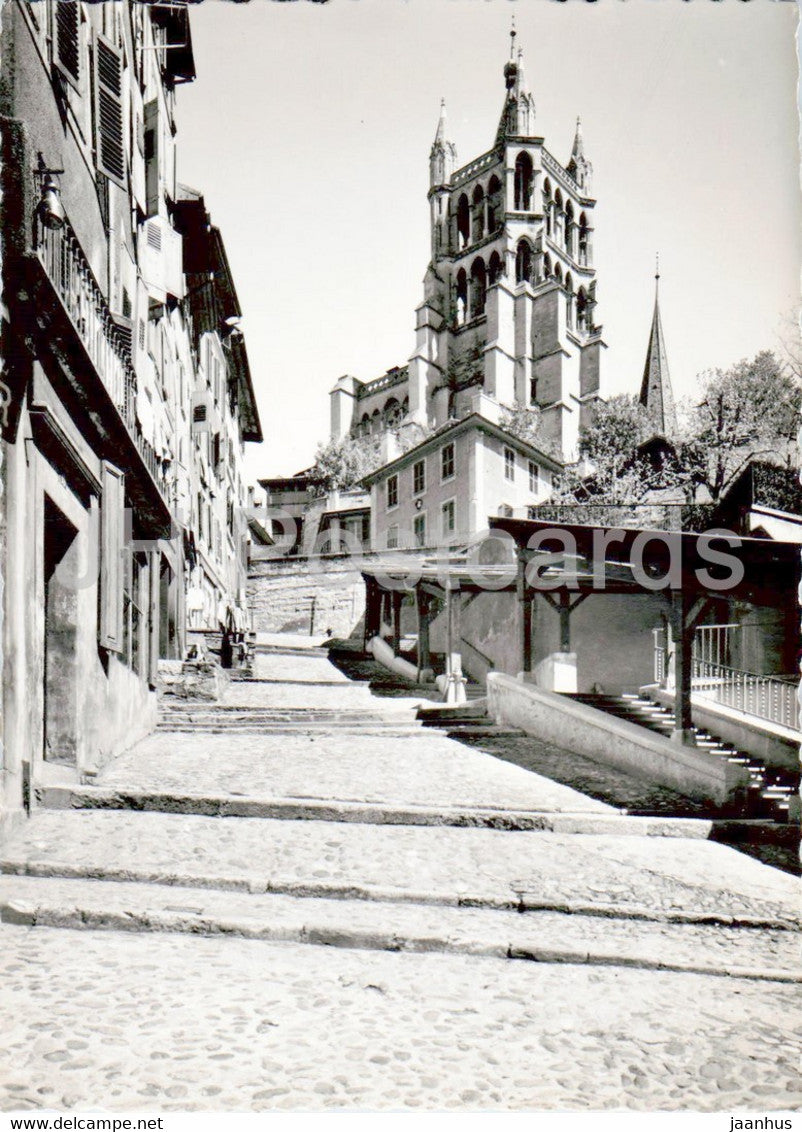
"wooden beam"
416,586,431,672
516,552,532,674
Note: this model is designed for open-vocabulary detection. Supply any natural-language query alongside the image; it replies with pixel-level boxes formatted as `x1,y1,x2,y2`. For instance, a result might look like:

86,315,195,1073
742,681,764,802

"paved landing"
1,925,799,1111
95,729,615,815
3,810,798,925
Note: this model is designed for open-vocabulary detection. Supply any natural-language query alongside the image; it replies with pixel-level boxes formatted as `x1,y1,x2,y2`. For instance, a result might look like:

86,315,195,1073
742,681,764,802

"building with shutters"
0,0,261,828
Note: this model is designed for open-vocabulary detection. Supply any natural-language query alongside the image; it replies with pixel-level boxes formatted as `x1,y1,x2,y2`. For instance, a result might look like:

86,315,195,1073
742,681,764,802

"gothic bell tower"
406,28,606,462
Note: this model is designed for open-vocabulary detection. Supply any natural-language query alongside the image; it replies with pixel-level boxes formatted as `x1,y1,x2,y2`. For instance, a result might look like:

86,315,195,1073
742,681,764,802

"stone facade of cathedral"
331,37,606,470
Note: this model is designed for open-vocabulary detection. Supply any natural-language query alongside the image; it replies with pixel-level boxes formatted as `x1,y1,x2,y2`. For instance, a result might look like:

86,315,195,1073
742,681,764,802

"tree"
679,350,801,501
307,435,383,497
578,394,649,469
499,401,542,447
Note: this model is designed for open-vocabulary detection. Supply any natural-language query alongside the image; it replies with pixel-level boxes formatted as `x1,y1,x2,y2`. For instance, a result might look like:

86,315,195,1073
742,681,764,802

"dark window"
387,474,398,509
414,514,426,547
504,447,515,482
441,443,455,481
413,459,425,495
441,500,455,535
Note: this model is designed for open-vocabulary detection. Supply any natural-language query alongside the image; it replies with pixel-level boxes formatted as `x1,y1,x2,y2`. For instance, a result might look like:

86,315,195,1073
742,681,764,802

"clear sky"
175,0,801,481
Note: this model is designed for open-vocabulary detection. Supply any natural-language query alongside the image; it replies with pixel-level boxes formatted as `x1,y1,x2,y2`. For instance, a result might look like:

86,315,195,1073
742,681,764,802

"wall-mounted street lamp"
36,157,65,230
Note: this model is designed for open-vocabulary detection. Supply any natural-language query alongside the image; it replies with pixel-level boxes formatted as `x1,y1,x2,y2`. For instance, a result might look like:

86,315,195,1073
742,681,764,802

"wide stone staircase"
1,636,799,989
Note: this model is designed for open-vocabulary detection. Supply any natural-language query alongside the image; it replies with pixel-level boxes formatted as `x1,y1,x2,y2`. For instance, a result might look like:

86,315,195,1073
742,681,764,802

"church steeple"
429,98,457,189
496,24,536,144
639,259,677,437
567,117,593,194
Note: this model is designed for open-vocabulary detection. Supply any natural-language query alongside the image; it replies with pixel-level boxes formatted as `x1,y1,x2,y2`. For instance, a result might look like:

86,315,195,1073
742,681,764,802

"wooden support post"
393,591,402,654
516,552,532,675
363,577,381,650
443,580,465,704
559,590,571,653
416,586,430,672
670,588,695,745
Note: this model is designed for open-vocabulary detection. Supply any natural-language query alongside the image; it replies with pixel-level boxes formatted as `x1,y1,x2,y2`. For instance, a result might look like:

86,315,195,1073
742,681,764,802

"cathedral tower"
406,31,606,461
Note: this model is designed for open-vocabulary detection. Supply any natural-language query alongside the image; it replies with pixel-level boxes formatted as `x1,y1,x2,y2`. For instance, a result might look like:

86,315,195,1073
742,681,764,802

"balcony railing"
37,218,136,427
36,217,167,500
653,624,799,733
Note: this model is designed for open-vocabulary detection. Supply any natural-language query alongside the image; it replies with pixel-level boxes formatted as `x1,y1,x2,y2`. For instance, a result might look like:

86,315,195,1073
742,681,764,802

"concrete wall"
487,673,749,806
532,591,665,694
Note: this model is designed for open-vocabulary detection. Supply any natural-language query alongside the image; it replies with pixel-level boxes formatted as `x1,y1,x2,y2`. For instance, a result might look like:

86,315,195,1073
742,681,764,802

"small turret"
429,99,457,189
567,117,593,194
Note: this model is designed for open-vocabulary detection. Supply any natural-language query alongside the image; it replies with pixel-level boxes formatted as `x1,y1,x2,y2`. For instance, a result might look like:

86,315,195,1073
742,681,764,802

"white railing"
692,658,799,732
653,623,799,732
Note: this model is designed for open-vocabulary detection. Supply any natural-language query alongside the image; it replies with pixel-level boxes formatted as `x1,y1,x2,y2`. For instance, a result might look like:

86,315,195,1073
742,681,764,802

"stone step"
1,874,797,982
39,782,682,833
155,724,425,738
4,809,798,930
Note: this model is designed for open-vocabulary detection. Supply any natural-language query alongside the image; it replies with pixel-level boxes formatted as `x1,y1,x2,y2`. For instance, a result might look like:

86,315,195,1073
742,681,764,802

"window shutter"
54,1,80,85
99,461,125,652
94,33,125,188
148,551,161,686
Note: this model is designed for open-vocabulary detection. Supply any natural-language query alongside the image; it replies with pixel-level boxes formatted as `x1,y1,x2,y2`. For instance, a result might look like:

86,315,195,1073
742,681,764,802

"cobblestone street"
1,640,800,1111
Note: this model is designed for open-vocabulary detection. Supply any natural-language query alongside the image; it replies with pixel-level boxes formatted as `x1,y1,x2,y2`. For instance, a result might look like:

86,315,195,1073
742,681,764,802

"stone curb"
3,859,798,932
1,898,798,984
39,784,715,836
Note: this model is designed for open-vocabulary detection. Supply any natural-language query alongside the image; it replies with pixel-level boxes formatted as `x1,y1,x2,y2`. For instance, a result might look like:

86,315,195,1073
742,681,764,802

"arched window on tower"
488,250,503,286
470,258,487,318
564,200,575,258
543,252,552,280
542,179,553,237
576,287,588,334
554,190,564,247
487,175,502,232
565,272,574,328
359,413,370,437
383,398,401,429
371,408,381,435
472,184,485,241
515,239,532,285
456,194,470,250
578,213,590,266
514,152,534,211
455,268,468,326
554,262,563,289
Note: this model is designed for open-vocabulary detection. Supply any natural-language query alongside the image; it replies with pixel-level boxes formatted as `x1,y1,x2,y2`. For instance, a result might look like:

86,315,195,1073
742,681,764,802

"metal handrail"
653,624,799,732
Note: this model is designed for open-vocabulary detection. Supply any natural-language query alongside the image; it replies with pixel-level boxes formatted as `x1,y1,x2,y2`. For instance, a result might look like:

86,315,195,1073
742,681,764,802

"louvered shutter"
99,461,125,652
54,1,80,85
148,551,161,686
94,33,125,188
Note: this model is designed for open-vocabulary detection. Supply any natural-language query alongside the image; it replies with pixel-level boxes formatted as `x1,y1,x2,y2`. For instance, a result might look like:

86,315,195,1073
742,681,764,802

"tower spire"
639,259,677,437
429,98,457,189
497,32,535,143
